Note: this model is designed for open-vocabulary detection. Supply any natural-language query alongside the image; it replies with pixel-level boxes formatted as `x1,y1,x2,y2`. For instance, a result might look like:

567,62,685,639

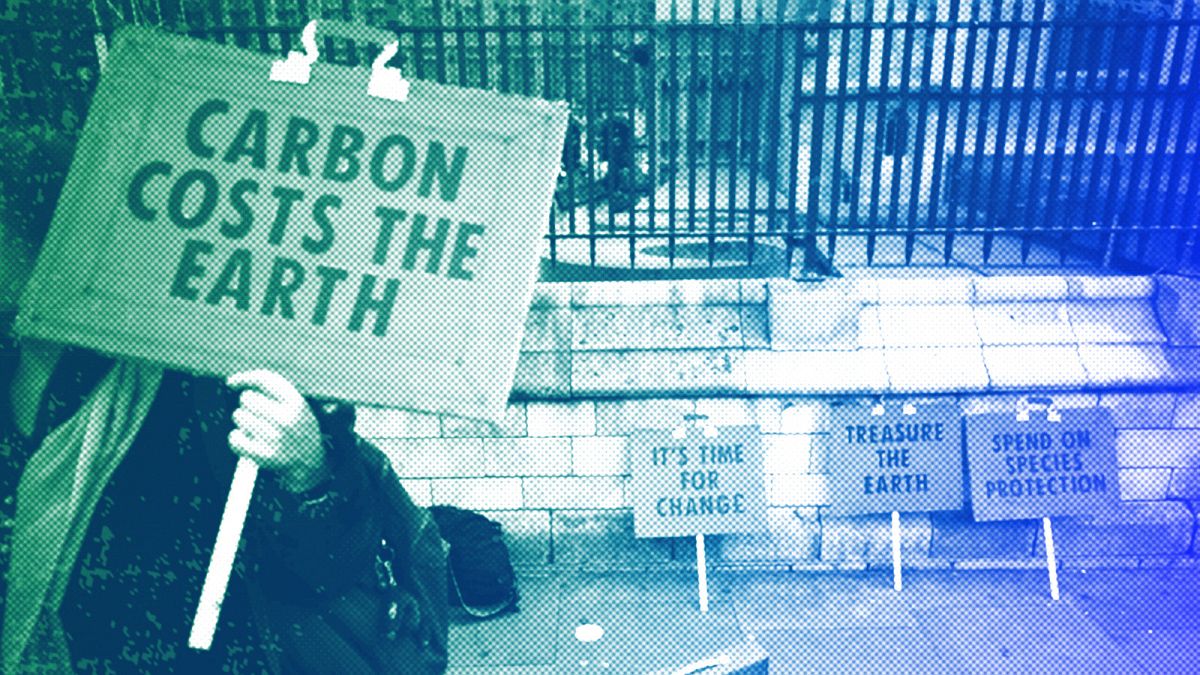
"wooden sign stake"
189,457,259,650
1043,516,1060,601
696,533,709,614
891,510,903,592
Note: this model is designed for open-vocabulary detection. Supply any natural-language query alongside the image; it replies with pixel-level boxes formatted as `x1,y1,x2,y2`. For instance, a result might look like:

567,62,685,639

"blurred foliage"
0,2,95,249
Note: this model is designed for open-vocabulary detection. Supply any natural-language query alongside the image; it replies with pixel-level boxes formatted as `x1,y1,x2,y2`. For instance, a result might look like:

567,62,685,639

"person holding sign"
1,199,449,672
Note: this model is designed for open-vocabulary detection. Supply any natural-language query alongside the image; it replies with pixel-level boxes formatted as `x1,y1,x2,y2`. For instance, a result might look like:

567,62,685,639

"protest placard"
630,424,768,539
965,407,1118,522
629,423,767,612
14,22,568,650
966,404,1119,598
826,401,963,590
827,402,964,517
16,24,568,424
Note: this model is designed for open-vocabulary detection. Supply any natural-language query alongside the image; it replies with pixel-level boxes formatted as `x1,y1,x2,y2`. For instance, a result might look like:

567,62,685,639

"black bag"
428,505,519,618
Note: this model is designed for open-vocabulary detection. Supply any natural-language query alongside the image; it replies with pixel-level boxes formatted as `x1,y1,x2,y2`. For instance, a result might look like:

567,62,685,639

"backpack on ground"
428,505,520,618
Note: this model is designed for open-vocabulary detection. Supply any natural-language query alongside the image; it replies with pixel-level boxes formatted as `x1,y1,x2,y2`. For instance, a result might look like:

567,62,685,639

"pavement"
445,565,1200,675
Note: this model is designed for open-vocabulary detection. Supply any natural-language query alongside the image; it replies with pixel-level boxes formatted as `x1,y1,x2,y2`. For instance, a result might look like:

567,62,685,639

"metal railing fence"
2,0,1198,275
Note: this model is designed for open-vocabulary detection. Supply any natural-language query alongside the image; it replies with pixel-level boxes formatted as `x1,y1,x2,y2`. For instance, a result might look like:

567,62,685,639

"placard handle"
891,511,903,592
189,457,259,650
1043,516,1060,600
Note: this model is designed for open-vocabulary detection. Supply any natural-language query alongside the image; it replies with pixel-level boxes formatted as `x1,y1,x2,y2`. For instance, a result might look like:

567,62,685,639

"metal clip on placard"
1017,395,1061,423
269,20,409,102
672,413,718,440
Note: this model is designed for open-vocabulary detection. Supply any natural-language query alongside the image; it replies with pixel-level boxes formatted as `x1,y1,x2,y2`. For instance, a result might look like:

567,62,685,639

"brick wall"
360,273,1200,571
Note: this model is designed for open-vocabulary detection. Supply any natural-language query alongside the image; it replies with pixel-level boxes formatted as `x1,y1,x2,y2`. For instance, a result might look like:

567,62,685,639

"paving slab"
1105,629,1200,675
447,577,559,670
729,571,917,631
755,627,966,675
915,601,1147,675
897,569,1057,610
554,598,747,673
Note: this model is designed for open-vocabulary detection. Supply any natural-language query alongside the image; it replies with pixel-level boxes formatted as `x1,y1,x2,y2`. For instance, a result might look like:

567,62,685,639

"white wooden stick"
695,533,709,614
891,511,903,592
189,457,259,650
1043,516,1060,601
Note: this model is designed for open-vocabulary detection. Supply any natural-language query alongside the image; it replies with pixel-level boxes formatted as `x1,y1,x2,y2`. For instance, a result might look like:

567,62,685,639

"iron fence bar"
744,0,767,266
1096,33,1142,269
206,0,226,43
826,0,852,263
729,0,743,240
933,0,964,262
904,0,940,262
848,0,872,239
497,4,511,93
667,0,680,266
886,0,915,263
605,4,616,237
1022,0,1063,266
980,0,1021,263
764,0,787,236
431,0,446,83
453,6,468,86
687,0,700,234
806,1,832,268
474,0,488,89
1131,15,1187,265
626,18,638,265
967,0,1001,262
1013,0,1052,263
413,25,427,80
1112,17,1173,267
1155,11,1200,264
706,0,720,266
866,0,901,264
518,4,532,94
648,22,658,246
988,0,1027,263
1077,18,1128,266
785,22,809,266
563,18,578,238
251,0,270,53
584,19,598,266
1044,10,1101,265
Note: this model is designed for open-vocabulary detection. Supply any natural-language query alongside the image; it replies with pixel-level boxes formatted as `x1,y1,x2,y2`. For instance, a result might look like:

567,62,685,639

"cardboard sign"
826,403,964,516
629,425,768,539
965,408,1119,522
15,26,568,422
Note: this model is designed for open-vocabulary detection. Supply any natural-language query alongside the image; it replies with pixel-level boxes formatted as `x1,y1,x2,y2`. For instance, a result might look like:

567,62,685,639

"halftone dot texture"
2,0,1200,672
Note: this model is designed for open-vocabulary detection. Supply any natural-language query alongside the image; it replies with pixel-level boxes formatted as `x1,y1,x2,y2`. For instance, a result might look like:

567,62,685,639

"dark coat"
0,332,449,673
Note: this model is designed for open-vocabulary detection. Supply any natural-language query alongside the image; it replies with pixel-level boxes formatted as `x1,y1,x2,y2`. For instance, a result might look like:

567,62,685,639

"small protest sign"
16,25,568,423
826,402,964,517
630,423,767,613
965,407,1119,522
629,425,768,539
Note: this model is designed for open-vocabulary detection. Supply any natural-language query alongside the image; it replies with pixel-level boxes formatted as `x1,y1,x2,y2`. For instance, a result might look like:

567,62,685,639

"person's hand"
226,369,329,493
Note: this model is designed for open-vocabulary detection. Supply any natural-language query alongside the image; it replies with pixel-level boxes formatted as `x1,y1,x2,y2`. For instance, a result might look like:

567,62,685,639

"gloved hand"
226,369,330,493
